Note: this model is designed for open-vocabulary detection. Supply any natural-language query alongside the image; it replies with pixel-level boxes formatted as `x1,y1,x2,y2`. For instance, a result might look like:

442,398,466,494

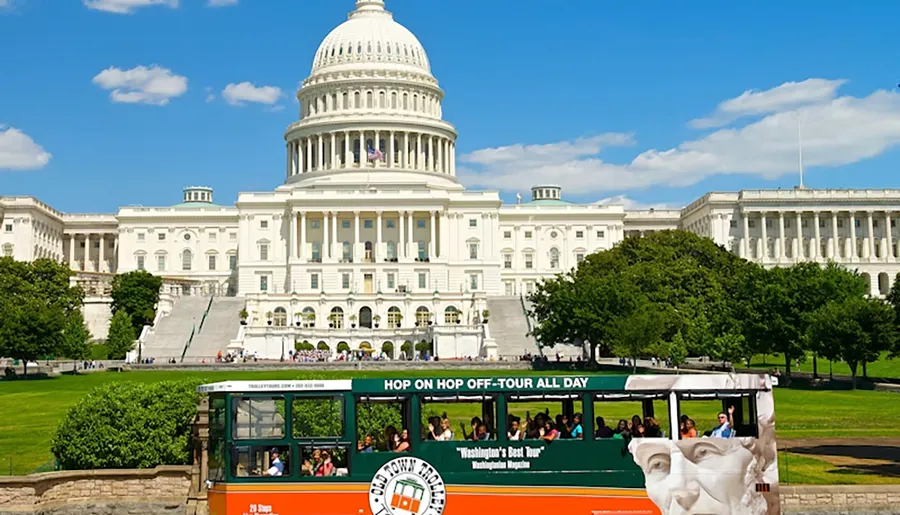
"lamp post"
281,335,285,362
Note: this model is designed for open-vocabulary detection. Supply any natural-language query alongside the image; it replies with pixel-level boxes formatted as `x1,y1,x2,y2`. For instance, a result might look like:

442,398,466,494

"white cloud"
207,0,237,6
595,195,680,211
92,65,188,105
458,80,900,196
205,86,215,102
0,126,51,171
222,82,282,106
265,104,286,113
83,0,178,14
690,78,846,129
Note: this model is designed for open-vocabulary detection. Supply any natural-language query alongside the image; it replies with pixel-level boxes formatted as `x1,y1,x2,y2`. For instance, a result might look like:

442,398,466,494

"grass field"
2,369,900,484
747,352,900,379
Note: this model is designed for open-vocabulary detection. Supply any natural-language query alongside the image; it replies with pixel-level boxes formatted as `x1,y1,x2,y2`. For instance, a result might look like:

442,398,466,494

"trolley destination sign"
365,376,627,394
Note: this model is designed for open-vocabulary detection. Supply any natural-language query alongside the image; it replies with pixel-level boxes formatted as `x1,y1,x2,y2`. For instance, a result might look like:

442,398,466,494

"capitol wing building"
3,0,900,360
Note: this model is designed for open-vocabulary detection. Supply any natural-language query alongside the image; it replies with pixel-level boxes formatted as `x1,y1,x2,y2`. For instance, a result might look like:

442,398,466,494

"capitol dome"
310,0,431,78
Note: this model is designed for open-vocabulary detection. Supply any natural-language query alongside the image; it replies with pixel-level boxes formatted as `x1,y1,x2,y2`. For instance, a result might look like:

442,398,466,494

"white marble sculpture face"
630,437,763,515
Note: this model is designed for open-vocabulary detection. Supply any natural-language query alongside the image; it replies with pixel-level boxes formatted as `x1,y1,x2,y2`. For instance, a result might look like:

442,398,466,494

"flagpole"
797,111,805,189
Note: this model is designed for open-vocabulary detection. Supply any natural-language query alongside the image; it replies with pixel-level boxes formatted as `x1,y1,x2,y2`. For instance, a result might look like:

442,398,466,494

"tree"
707,332,747,369
59,309,92,373
887,272,900,332
107,310,136,359
110,270,162,334
609,297,666,372
0,258,83,377
807,297,898,388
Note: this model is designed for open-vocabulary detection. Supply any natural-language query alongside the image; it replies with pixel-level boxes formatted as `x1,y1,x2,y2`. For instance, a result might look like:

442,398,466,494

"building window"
417,219,425,229
874,220,880,228
854,219,861,228
387,241,397,260
342,273,351,289
444,306,460,324
524,253,533,269
469,219,477,227
364,219,373,229
310,273,319,290
469,274,478,291
765,219,772,229
342,220,351,229
418,272,427,289
137,233,145,241
596,230,604,238
3,224,11,233
183,234,191,242
182,249,193,271
229,254,237,270
2,244,12,257
158,233,166,241
524,231,533,239
749,221,756,229
209,232,217,242
387,273,395,289
157,255,166,271
837,220,844,228
260,244,269,261
387,307,401,327
342,242,352,261
418,241,426,261
503,253,512,269
576,253,585,263
136,255,145,270
549,248,560,269
312,242,321,262
503,231,511,239
312,220,320,229
387,220,395,229
575,230,584,239
469,243,478,259
785,220,791,229
230,232,237,241
260,220,268,229
208,255,216,270
259,275,268,292
730,220,738,228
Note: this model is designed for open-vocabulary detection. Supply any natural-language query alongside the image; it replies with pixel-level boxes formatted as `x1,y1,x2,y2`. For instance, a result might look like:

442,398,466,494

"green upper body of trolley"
200,374,773,488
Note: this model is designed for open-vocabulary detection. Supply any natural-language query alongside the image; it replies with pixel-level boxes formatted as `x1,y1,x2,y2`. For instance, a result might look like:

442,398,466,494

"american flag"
367,146,384,161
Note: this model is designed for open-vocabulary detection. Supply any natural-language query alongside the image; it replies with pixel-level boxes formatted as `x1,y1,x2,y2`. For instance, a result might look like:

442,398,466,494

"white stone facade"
3,0,900,354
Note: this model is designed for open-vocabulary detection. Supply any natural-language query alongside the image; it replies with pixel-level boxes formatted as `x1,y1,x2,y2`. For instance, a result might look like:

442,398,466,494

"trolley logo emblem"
368,457,446,515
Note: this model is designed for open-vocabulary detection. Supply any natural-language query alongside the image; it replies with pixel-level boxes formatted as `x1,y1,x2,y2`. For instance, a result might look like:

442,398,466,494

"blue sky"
2,0,900,213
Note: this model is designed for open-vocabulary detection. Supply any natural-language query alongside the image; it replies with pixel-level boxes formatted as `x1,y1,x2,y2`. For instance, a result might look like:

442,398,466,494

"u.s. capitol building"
3,0,900,359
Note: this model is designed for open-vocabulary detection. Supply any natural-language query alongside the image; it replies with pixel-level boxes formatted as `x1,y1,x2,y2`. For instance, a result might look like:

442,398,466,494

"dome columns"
285,129,456,178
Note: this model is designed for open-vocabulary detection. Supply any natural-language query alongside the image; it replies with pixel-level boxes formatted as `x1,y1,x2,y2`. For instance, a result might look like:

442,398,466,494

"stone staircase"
185,297,245,359
141,297,210,360
486,296,538,357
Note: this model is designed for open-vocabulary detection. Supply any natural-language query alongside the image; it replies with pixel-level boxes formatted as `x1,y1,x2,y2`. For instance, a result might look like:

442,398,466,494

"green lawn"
747,352,900,379
778,452,900,485
2,369,900,483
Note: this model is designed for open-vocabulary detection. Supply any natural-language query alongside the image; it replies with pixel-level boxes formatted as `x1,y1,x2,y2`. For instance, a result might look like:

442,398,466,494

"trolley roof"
197,373,772,395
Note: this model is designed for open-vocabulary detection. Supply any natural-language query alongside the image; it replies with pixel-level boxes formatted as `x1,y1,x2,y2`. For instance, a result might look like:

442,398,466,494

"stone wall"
0,466,191,515
781,485,900,514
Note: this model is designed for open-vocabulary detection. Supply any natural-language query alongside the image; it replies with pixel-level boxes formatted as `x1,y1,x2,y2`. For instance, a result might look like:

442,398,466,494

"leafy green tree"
295,341,315,351
106,309,136,359
59,309,93,373
110,270,163,334
52,379,202,469
609,297,666,372
807,297,898,388
887,272,900,332
0,258,83,376
708,332,747,369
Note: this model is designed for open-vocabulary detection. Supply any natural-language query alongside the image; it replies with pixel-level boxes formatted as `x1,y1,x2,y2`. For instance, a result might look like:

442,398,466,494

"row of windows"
502,229,605,240
302,88,439,118
265,305,463,329
261,217,478,230
135,251,237,272
731,218,898,230
261,271,482,293
502,249,586,269
137,232,237,242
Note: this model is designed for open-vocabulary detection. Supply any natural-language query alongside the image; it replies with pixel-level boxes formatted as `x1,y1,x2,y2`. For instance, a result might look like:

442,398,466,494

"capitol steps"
185,297,245,359
485,296,539,357
141,297,211,360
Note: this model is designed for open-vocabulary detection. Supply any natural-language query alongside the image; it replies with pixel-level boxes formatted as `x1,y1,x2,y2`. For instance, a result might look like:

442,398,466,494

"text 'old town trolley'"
201,373,779,515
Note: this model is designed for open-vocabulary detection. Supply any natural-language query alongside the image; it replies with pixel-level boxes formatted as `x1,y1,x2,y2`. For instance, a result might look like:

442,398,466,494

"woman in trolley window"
390,478,426,513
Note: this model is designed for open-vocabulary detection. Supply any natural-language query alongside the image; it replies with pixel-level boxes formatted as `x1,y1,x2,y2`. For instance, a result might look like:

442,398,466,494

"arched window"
387,306,401,328
330,307,345,330
386,241,397,260
342,92,349,109
331,94,337,111
354,91,361,109
549,248,560,269
274,307,287,327
413,94,418,111
182,249,193,271
359,306,373,328
311,241,321,263
391,92,397,109
302,307,316,328
402,92,408,110
444,306,460,324
342,241,352,262
364,241,373,263
879,272,890,295
417,241,426,261
353,138,361,164
415,306,430,327
379,91,386,108
366,91,373,108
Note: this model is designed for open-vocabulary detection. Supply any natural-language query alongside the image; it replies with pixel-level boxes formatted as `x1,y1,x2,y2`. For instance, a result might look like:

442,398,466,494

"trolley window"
291,396,344,439
231,396,286,440
507,393,584,441
592,392,670,439
356,395,412,452
420,394,496,442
